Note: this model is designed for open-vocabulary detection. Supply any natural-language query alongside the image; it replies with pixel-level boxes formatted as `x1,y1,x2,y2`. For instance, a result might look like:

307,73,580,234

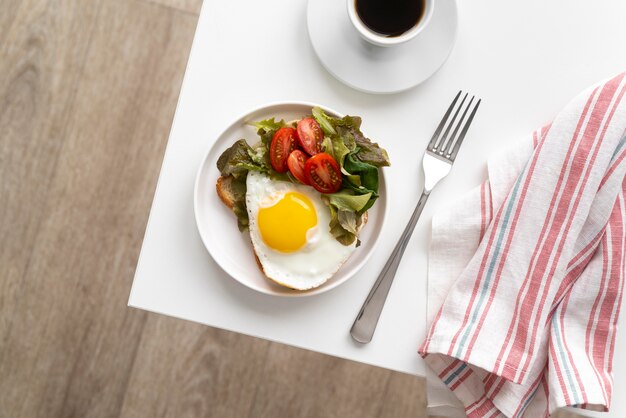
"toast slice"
216,175,238,210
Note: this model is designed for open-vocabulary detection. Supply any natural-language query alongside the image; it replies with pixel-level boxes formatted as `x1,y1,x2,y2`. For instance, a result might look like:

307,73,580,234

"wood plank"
249,343,427,418
0,0,198,416
0,0,101,358
0,1,104,414
120,316,270,417
380,372,427,418
144,0,203,15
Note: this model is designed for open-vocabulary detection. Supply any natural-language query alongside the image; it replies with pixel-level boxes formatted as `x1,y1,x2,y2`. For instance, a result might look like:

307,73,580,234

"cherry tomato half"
287,150,310,185
304,153,342,193
296,117,323,155
270,127,298,173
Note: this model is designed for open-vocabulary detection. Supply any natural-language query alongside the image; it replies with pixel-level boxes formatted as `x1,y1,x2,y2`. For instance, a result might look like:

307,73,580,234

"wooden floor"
0,1,579,417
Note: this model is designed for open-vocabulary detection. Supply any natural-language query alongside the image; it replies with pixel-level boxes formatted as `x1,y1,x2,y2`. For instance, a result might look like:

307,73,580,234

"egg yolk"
258,192,317,252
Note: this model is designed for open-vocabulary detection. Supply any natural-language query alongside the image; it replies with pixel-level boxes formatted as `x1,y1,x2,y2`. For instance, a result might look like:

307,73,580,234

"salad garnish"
216,107,390,245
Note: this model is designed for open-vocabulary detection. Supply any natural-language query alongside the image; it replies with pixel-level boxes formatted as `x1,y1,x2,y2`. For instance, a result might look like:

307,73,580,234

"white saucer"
307,0,458,94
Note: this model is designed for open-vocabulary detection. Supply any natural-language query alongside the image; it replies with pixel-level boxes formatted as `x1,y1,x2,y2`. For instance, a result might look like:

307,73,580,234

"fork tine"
450,99,481,161
438,93,468,154
427,90,462,151
443,96,474,157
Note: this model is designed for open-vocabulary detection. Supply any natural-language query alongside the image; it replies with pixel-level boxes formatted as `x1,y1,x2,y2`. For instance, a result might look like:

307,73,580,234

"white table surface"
129,0,626,415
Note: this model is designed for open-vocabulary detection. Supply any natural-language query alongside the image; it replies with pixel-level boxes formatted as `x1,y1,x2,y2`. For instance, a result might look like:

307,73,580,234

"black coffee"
355,0,425,37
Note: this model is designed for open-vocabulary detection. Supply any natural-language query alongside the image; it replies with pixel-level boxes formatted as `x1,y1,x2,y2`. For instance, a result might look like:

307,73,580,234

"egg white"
246,171,357,290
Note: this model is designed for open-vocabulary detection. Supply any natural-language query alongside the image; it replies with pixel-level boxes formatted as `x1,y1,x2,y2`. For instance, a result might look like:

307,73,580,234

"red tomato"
304,153,342,193
287,150,310,185
296,117,323,155
270,127,298,172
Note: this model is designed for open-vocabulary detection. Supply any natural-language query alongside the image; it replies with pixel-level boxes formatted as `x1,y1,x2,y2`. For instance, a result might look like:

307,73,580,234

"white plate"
194,102,388,297
307,0,458,94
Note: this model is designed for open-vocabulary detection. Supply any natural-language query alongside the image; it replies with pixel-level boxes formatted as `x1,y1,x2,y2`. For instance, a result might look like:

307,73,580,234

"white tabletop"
129,0,626,415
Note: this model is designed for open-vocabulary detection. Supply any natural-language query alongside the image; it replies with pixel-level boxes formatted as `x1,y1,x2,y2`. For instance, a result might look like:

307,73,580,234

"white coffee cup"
346,0,434,47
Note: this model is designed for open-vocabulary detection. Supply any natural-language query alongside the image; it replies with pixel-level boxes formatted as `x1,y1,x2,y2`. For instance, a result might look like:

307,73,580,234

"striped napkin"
419,72,626,418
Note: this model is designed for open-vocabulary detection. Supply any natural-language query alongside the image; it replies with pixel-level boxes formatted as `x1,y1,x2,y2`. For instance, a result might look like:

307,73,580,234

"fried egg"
246,171,357,290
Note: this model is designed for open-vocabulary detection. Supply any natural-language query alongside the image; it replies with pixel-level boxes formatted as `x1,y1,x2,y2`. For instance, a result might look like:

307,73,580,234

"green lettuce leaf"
252,117,285,147
228,176,249,232
249,141,270,169
329,215,355,245
343,152,380,213
327,204,365,246
313,108,389,168
353,131,390,167
345,174,361,187
327,190,372,212
217,139,266,179
336,126,357,151
334,115,362,131
321,136,334,158
328,204,356,245
331,135,351,168
312,107,336,136
343,152,379,193
252,117,285,133
338,210,358,235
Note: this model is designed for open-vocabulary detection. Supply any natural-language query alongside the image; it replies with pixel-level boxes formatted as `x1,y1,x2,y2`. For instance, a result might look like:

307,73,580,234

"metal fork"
350,91,481,344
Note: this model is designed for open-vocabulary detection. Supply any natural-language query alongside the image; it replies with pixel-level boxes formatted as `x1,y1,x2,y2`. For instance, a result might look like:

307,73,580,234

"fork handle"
350,190,430,344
